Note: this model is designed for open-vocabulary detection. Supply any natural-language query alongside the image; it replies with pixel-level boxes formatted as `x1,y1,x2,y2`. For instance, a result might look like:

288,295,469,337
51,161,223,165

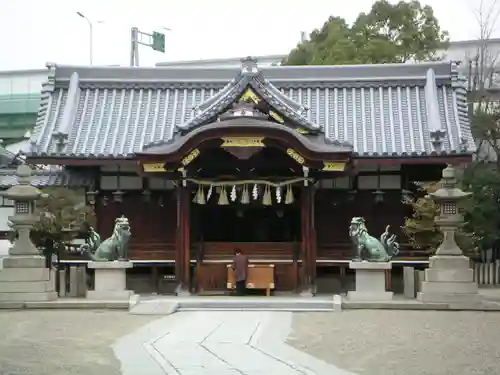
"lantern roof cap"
1,165,43,201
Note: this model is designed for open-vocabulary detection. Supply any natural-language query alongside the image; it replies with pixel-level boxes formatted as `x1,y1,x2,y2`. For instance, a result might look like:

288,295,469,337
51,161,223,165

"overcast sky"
0,0,497,70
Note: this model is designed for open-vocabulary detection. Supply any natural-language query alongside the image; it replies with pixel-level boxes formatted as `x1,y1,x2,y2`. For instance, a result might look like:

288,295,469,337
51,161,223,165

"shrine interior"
190,146,303,244
191,194,302,243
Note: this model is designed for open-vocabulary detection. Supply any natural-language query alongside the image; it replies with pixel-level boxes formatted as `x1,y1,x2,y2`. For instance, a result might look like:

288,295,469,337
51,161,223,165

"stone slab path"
113,311,353,375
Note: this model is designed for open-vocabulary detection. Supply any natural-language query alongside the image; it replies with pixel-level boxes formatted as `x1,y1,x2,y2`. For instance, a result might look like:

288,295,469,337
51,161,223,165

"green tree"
461,165,500,252
9,187,95,266
462,0,500,253
283,0,449,66
402,182,441,252
402,182,478,257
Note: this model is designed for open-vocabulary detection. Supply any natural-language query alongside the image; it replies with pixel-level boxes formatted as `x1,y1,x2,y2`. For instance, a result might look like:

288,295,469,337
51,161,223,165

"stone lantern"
428,164,471,256
417,165,480,304
0,165,57,302
3,165,44,256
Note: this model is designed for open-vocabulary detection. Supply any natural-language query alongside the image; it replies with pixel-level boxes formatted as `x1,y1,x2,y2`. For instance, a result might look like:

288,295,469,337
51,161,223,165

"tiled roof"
0,168,93,188
29,59,474,158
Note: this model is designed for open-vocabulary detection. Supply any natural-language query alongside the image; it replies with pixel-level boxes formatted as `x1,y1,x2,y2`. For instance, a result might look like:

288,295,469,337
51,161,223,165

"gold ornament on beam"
218,186,229,205
285,185,294,205
241,185,250,204
142,163,167,173
262,185,272,206
322,161,346,172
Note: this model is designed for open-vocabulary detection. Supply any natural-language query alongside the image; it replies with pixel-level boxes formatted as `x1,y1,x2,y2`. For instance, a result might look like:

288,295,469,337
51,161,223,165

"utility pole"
130,27,170,67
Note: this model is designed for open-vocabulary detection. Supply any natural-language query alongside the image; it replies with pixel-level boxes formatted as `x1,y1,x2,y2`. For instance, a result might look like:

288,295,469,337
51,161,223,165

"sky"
0,0,498,70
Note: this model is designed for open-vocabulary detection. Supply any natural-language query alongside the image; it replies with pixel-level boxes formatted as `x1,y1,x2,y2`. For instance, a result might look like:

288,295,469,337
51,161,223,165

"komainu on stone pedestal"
349,217,399,262
81,216,131,261
81,215,134,301
86,261,133,300
347,261,393,301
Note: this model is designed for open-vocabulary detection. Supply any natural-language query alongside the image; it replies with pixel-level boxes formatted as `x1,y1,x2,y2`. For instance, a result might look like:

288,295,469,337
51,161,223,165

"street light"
76,12,104,65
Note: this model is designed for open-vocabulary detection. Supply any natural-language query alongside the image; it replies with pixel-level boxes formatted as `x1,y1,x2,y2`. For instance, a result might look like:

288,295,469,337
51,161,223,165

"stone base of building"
0,255,57,302
86,261,133,301
417,255,481,303
347,261,393,301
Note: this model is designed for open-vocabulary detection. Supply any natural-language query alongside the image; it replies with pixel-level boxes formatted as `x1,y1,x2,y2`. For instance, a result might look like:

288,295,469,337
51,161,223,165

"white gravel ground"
0,310,156,375
287,310,500,375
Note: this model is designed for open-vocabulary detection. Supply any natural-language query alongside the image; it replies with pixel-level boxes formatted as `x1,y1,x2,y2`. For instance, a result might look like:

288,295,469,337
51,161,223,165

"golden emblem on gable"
221,137,265,147
295,127,309,134
322,161,346,171
143,163,167,173
269,111,284,124
239,88,285,124
240,88,261,104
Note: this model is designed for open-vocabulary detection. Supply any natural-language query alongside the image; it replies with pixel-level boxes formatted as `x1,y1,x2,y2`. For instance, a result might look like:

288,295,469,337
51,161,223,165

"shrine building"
25,58,473,294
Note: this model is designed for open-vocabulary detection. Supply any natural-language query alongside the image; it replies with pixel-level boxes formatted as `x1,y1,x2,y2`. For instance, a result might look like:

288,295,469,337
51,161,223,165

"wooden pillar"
310,186,317,289
300,185,316,294
175,186,191,293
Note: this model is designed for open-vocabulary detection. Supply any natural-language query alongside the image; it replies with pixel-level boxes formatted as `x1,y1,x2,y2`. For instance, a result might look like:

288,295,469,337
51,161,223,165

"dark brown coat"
232,253,249,281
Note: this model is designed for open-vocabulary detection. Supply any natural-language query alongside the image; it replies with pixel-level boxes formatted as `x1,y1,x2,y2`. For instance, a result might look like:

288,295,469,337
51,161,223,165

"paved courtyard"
1,308,500,374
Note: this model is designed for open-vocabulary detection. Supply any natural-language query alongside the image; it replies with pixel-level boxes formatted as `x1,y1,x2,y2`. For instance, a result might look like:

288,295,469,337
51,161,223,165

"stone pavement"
114,311,353,375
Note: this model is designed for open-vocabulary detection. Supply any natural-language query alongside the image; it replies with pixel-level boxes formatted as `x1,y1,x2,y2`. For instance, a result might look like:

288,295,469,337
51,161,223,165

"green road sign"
152,31,165,53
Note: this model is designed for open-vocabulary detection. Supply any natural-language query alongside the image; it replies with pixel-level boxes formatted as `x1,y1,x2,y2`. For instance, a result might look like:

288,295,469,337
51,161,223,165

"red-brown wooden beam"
309,186,317,291
300,189,309,291
300,184,316,295
175,186,191,294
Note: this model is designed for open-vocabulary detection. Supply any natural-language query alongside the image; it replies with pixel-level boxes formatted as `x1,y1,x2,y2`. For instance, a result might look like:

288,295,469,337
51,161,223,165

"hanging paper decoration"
207,185,213,202
230,185,237,202
194,185,205,204
276,186,282,203
285,184,294,204
218,186,229,205
252,184,259,200
241,185,250,204
262,185,272,206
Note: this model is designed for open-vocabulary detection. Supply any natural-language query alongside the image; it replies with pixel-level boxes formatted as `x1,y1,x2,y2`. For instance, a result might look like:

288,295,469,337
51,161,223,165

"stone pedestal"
86,261,133,300
347,261,393,301
417,255,481,303
0,255,57,302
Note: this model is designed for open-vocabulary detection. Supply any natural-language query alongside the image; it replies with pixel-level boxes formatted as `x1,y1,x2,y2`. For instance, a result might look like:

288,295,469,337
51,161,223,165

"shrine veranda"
5,58,473,294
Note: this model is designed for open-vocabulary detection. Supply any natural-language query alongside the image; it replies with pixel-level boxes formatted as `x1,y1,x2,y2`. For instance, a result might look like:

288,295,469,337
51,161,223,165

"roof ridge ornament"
425,68,446,151
241,57,259,75
219,101,267,121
